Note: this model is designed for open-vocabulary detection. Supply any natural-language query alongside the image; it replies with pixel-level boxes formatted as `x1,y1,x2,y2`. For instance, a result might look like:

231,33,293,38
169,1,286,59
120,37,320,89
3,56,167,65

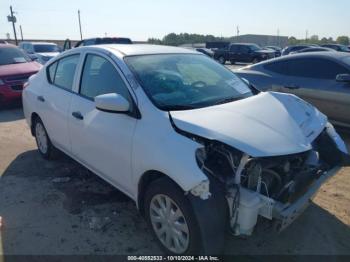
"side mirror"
95,93,130,113
336,74,350,83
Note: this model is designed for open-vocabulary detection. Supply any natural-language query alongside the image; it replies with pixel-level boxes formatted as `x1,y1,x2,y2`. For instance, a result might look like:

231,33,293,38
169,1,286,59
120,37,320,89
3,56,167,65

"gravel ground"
0,107,349,256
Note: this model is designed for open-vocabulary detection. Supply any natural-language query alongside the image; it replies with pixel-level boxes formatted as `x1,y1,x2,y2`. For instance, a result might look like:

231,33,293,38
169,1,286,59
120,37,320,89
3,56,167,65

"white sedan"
23,44,350,255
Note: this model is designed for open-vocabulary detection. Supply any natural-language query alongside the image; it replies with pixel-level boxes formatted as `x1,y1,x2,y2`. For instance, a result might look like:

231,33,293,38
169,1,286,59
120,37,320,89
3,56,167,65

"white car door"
69,53,138,197
39,54,80,152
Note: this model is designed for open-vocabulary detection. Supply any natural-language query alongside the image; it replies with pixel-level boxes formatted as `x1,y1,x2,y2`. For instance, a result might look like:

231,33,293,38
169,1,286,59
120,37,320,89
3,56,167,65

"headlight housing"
326,123,348,154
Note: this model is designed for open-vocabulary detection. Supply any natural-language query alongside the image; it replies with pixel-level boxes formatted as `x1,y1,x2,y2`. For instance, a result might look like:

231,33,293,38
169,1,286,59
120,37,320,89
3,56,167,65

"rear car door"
237,45,251,62
273,58,350,124
69,52,138,196
40,54,80,152
228,45,240,62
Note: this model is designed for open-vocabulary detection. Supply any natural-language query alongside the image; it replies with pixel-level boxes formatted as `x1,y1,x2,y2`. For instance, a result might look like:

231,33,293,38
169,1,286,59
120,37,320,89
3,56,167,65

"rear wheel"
230,60,236,65
34,117,55,159
252,58,260,64
218,56,226,65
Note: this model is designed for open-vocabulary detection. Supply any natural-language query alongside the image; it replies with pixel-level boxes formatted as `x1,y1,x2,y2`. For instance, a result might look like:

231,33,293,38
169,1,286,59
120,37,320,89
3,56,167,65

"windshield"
125,54,253,111
0,47,32,65
33,44,59,53
250,44,261,51
340,45,350,52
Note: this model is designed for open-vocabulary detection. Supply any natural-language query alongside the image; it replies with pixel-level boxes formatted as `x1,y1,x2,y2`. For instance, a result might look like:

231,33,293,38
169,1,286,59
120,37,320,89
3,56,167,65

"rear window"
33,44,59,53
0,47,31,65
97,38,132,44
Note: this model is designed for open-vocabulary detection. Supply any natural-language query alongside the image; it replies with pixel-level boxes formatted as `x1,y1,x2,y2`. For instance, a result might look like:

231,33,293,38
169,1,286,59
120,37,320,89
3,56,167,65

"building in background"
230,34,288,47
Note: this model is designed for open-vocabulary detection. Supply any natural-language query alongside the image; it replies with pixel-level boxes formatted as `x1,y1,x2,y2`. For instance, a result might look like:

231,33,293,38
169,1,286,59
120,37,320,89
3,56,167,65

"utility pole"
20,25,23,40
305,30,309,42
8,6,18,45
78,10,83,40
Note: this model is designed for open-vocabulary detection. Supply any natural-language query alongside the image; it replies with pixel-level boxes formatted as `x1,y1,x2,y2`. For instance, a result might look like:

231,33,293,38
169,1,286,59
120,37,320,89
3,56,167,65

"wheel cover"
150,194,190,254
35,122,48,154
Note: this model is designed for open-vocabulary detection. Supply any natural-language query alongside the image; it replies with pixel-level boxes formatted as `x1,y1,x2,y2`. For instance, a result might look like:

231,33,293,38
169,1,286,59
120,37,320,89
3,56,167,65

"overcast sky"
1,0,349,41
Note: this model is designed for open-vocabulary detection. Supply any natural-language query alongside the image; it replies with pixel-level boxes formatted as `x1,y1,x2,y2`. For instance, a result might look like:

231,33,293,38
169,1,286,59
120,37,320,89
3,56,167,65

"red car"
0,44,41,105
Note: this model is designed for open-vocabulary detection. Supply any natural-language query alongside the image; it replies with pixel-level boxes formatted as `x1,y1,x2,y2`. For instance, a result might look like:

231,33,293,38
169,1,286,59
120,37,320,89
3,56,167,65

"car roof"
0,43,17,48
20,42,57,45
251,51,350,67
231,43,257,46
90,44,199,56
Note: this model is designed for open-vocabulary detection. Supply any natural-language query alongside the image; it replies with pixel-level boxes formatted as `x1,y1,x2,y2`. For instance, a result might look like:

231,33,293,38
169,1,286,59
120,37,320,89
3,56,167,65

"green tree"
288,36,298,45
336,36,350,45
309,35,319,44
148,38,162,45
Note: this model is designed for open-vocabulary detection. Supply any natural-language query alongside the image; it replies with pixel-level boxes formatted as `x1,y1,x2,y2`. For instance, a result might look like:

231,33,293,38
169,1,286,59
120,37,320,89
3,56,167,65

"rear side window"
79,54,132,101
287,58,349,79
47,62,58,83
264,58,349,79
263,60,289,74
230,45,239,52
47,54,80,90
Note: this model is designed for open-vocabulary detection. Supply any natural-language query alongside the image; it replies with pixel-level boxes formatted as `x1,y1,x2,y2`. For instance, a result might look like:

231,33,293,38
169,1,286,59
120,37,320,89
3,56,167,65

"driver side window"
79,54,132,103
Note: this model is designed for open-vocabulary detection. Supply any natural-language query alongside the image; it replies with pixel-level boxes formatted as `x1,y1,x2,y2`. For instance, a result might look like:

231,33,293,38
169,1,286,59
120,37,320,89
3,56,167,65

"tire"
230,60,235,65
144,177,202,255
252,58,260,64
218,56,226,65
33,117,56,159
144,177,227,255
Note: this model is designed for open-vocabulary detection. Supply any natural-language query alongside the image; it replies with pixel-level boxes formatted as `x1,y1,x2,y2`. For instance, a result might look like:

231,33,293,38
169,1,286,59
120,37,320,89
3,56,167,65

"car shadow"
0,106,24,123
0,150,159,255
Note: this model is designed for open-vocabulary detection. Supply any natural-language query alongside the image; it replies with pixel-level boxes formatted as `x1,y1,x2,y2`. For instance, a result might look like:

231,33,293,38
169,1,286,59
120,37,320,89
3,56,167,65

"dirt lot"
0,107,350,256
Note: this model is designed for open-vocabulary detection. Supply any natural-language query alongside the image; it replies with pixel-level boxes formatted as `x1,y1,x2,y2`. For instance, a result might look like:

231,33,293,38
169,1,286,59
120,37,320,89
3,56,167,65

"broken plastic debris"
52,177,71,183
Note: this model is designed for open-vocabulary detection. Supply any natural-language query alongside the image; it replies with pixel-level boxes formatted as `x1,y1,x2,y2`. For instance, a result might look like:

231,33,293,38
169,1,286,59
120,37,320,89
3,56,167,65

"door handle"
285,85,300,90
37,96,45,102
72,111,84,120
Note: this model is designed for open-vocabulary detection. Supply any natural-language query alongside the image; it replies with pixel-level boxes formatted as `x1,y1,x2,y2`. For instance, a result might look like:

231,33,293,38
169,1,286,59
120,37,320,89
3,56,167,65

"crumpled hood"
170,92,328,157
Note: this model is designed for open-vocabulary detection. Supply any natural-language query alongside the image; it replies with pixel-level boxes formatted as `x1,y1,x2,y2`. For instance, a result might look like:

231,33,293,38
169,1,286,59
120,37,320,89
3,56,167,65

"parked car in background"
264,46,282,57
214,43,275,64
281,45,313,55
184,47,214,58
75,37,132,47
19,42,60,64
235,52,350,128
22,44,349,254
0,44,41,105
195,48,214,58
0,40,9,44
290,47,336,54
321,44,350,53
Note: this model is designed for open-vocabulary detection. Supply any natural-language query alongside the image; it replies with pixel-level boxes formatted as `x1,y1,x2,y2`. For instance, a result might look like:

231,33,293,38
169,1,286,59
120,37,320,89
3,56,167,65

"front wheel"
145,178,202,255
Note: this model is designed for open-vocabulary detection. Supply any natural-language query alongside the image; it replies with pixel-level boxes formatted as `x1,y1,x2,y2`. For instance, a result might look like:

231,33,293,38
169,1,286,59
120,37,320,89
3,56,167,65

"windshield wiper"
161,104,198,111
213,97,241,106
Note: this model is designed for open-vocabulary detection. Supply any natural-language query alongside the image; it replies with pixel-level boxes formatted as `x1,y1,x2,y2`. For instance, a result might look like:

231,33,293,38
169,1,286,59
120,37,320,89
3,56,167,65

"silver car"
235,52,350,128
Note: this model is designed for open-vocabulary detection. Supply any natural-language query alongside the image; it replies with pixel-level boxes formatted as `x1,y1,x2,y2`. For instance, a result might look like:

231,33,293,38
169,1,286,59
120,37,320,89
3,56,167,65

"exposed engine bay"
193,126,348,236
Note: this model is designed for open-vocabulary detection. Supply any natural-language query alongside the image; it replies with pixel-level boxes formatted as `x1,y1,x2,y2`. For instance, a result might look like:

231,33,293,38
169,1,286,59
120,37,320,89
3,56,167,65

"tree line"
148,33,350,47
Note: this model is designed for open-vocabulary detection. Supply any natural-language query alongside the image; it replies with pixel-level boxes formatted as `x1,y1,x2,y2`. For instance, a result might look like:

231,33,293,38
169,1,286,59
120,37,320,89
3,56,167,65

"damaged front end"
192,123,349,236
